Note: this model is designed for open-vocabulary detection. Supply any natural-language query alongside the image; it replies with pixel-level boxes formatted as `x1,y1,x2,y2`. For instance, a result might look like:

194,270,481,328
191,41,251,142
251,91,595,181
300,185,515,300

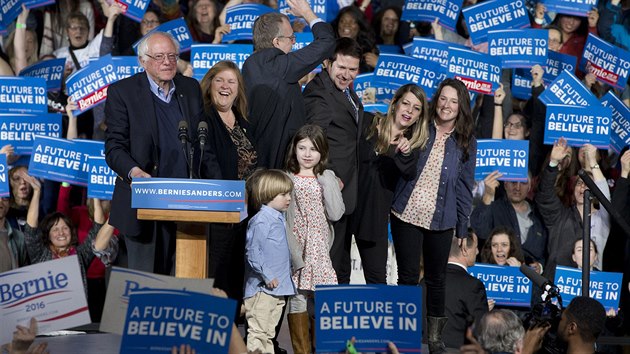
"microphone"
519,264,559,298
178,120,189,144
197,121,208,147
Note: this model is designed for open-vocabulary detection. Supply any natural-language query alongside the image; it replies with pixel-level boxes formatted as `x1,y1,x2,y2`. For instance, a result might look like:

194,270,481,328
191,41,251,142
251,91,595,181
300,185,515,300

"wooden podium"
137,209,243,279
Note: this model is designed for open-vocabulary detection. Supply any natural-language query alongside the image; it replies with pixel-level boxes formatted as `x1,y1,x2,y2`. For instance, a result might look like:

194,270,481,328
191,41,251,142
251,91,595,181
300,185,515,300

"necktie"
344,88,359,122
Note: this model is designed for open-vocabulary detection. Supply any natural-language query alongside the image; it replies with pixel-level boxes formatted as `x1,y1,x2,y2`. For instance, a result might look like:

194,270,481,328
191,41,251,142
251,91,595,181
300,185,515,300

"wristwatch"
591,163,600,170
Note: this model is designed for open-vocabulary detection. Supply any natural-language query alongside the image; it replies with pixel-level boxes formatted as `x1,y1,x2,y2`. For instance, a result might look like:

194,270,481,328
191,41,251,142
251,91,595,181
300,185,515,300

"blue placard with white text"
580,33,630,89
133,18,193,53
0,154,8,198
0,77,47,114
513,51,578,100
373,53,446,99
28,136,84,185
222,4,274,42
66,55,118,115
0,0,21,33
353,73,396,105
315,284,422,353
191,44,253,81
554,266,622,312
292,32,314,51
19,58,65,92
87,156,116,200
132,178,246,212
407,38,456,68
0,113,62,154
74,139,105,186
538,69,599,106
447,46,502,95
112,56,145,81
120,289,237,354
462,0,530,45
475,139,529,181
544,104,612,148
600,92,630,153
488,29,548,68
23,0,56,9
540,0,598,17
114,0,150,22
468,263,532,307
401,0,463,31
278,0,338,22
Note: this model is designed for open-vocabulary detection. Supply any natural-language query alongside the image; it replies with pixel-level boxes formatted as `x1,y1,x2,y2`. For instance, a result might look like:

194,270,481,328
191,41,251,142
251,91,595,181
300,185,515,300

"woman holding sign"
390,78,476,354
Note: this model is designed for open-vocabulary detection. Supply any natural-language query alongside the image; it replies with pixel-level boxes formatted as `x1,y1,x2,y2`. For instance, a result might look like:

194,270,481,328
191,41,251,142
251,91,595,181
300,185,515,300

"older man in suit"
105,31,220,274
243,0,335,169
304,37,363,284
443,231,490,349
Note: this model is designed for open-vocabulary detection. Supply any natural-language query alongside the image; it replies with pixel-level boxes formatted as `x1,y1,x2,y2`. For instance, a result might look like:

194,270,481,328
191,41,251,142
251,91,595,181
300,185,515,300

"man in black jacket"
243,0,335,169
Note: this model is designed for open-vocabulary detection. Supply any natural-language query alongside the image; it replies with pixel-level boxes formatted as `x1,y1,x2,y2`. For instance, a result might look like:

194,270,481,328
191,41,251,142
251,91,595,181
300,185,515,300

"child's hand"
266,278,279,289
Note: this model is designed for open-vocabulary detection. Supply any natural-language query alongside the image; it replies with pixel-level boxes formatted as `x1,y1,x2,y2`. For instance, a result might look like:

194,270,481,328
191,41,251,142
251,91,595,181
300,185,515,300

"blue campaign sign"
0,113,62,154
580,33,630,89
540,0,598,16
354,73,396,105
488,29,548,68
447,46,502,95
74,139,105,186
19,58,65,92
538,69,599,106
132,178,246,212
28,136,83,185
401,0,463,31
373,53,447,99
462,0,530,45
87,156,116,200
222,4,274,42
378,45,403,54
0,77,47,114
112,56,144,81
600,91,630,153
278,0,338,22
133,18,193,53
191,44,253,81
512,72,532,100
468,263,532,307
0,0,21,33
66,55,118,115
315,284,422,353
475,139,529,181
114,0,150,22
23,0,55,9
120,289,237,354
407,38,451,68
545,104,612,148
363,103,389,114
292,32,313,51
554,266,622,312
0,154,8,198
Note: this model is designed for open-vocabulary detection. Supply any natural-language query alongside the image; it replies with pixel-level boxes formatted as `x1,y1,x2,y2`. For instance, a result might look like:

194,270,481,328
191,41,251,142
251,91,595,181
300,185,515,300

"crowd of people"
1,0,630,353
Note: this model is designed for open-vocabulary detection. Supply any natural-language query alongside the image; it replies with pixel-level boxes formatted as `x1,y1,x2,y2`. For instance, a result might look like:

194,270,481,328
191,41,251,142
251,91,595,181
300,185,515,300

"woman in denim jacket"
390,78,477,354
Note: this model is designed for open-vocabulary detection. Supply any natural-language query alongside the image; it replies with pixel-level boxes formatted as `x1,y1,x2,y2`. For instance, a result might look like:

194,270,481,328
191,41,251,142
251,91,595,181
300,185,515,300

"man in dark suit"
304,38,363,284
105,31,220,274
444,231,490,349
242,0,335,169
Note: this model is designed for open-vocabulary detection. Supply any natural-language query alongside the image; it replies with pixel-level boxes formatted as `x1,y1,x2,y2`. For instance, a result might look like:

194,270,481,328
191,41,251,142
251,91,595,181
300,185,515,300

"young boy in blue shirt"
244,169,296,353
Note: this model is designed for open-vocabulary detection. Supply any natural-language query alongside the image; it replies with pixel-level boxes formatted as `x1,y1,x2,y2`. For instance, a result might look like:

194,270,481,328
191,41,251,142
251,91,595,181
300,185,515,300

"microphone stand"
189,146,194,179
582,189,592,299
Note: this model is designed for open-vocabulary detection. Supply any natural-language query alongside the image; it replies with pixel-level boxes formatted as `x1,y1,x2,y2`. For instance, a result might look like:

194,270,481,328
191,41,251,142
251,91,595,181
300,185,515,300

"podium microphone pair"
178,120,208,146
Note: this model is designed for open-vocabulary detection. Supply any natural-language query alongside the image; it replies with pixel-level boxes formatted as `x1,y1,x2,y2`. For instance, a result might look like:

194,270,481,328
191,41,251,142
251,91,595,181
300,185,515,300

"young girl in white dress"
284,124,345,354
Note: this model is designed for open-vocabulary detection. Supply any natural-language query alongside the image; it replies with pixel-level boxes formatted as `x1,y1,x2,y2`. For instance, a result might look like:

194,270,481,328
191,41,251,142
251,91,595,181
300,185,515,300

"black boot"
427,316,448,354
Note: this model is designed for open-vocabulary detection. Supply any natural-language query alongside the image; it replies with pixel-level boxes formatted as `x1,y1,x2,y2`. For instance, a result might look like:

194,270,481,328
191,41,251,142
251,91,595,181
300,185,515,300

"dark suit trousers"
331,215,353,284
391,214,453,317
125,221,176,275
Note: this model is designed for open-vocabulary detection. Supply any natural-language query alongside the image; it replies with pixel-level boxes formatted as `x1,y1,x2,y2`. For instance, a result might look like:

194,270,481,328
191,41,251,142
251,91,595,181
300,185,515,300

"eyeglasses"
145,53,179,63
68,25,88,32
141,19,160,26
276,34,296,42
504,122,523,129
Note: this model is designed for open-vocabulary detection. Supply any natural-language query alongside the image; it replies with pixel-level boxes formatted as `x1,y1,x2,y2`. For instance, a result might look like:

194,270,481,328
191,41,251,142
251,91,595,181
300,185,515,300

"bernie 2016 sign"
222,4,275,42
19,58,65,92
475,139,529,181
488,29,548,68
544,104,612,148
401,0,463,31
462,0,530,45
0,113,62,155
66,54,118,116
468,263,532,307
600,91,630,154
191,44,253,81
447,46,502,95
554,266,622,313
0,77,47,114
580,33,630,89
373,53,446,99
538,69,600,107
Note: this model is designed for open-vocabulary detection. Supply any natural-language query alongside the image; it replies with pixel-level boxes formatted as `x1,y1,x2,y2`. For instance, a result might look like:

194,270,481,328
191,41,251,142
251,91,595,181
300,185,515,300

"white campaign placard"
0,256,90,345
100,267,215,335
